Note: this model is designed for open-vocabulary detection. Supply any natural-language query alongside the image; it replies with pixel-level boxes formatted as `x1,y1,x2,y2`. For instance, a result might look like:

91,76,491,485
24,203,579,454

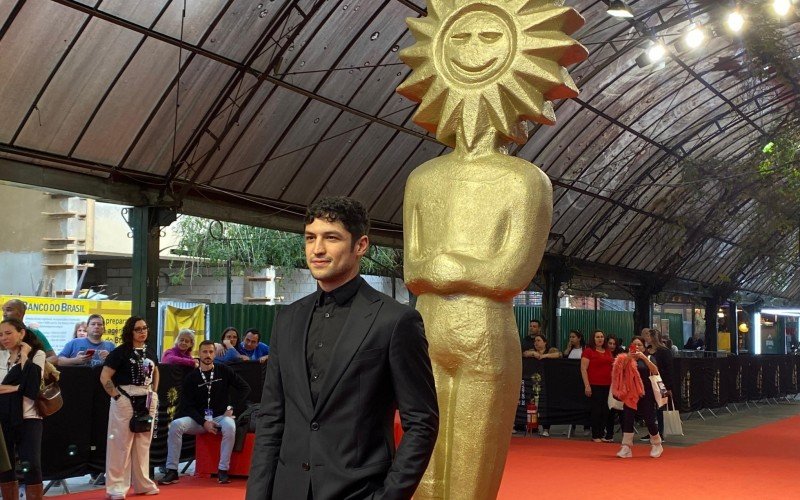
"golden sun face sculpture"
397,0,588,149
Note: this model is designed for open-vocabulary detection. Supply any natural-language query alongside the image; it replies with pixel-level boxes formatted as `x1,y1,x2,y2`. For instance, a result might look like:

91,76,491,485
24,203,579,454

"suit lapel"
289,294,316,418
313,285,382,416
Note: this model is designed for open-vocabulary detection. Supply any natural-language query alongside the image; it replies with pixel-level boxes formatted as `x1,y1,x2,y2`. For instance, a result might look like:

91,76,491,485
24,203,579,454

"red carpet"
53,415,800,499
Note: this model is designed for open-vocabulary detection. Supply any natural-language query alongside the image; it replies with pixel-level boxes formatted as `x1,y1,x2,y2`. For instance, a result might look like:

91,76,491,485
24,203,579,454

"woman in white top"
564,329,585,359
0,318,46,500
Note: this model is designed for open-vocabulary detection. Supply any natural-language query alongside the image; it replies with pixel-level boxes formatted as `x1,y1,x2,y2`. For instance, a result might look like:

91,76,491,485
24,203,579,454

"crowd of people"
0,297,265,499
520,319,675,459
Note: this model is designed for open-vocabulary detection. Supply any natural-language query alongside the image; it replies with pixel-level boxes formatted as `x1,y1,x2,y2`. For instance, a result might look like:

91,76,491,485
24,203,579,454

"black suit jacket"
246,280,438,500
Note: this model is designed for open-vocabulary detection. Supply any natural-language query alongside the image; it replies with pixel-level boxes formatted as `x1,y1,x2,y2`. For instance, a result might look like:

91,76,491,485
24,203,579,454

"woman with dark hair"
604,334,623,441
611,336,662,459
0,318,46,500
528,334,560,437
100,316,160,499
643,328,674,441
563,329,585,359
214,327,241,363
581,330,613,442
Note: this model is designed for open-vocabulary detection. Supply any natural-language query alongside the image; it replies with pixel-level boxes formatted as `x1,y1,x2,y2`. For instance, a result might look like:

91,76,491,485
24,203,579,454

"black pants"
0,419,43,484
656,403,666,438
605,409,620,439
589,385,611,439
622,395,658,437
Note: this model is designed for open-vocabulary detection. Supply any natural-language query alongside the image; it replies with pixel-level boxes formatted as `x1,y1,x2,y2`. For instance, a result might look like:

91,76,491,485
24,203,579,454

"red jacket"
611,354,644,410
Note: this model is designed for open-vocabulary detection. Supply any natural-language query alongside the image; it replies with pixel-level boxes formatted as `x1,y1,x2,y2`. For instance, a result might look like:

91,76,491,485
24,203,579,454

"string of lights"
606,1,797,68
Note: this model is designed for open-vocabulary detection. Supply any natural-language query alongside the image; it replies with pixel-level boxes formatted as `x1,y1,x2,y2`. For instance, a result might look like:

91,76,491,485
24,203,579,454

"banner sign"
0,295,131,353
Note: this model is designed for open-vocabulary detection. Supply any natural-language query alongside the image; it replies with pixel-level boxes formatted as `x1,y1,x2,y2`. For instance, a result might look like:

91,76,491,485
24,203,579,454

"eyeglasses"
133,326,149,333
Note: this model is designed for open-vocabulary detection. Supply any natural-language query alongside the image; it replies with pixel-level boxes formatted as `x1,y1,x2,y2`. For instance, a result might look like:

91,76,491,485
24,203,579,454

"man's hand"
239,355,250,361
584,386,592,397
203,420,219,434
20,342,31,356
259,355,269,364
97,350,110,360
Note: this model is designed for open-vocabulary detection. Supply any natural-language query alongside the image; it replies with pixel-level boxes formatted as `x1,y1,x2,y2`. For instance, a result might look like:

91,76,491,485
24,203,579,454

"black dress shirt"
521,335,536,352
306,275,363,406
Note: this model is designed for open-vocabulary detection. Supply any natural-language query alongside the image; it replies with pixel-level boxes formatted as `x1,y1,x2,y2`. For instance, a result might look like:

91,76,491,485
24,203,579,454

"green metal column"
704,296,719,351
128,207,176,336
633,286,652,335
541,264,569,349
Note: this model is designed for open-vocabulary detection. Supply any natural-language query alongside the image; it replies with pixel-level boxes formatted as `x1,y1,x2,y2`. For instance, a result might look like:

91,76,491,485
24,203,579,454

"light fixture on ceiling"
683,24,705,49
635,41,667,69
607,0,634,18
726,10,745,32
738,322,749,333
717,308,725,318
647,42,666,62
773,0,792,17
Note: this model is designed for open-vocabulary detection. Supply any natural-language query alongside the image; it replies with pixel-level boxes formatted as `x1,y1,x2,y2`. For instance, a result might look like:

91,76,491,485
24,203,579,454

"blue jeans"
166,416,236,471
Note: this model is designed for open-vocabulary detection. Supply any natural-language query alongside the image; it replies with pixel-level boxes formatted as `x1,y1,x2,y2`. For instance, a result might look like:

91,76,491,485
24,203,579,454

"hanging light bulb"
647,43,666,62
684,24,705,49
773,0,792,17
607,0,634,18
726,10,745,32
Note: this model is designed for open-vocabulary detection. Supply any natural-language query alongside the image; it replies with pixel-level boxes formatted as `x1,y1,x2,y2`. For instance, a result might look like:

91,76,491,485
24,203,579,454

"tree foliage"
169,216,403,283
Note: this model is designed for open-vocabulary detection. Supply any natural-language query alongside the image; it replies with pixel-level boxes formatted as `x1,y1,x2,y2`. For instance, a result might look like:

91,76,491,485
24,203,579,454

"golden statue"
397,1,586,498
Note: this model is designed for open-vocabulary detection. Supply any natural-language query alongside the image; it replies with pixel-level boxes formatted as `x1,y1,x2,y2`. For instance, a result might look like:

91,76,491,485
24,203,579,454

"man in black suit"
246,196,438,500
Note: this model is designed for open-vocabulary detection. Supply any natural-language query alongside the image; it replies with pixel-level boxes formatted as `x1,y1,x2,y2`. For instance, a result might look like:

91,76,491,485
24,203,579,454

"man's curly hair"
305,196,370,245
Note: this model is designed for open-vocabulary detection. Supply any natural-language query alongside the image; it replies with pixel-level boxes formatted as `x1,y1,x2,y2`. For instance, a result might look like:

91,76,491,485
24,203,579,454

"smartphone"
85,349,96,356
628,344,637,354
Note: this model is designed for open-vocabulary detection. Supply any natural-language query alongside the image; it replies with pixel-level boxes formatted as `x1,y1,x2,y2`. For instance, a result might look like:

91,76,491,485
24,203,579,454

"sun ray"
521,31,589,66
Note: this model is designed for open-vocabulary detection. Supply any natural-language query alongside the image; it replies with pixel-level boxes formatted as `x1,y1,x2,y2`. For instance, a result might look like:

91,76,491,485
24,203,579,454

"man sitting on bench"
160,340,250,485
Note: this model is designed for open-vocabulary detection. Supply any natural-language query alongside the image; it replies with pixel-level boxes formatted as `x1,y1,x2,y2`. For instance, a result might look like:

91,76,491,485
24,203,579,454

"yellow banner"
0,295,131,352
163,305,206,356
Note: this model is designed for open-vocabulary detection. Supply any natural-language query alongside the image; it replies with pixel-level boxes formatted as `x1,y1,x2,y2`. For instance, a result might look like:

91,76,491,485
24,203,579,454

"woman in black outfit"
645,328,674,440
100,316,160,499
0,318,46,500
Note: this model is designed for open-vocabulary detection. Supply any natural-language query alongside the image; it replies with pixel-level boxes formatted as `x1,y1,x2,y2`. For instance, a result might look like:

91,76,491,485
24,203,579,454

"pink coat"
611,354,644,410
161,346,196,367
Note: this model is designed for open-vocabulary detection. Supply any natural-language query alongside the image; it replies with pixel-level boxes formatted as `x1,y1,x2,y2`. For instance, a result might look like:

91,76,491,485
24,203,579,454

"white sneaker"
650,443,663,458
616,445,632,458
541,430,550,437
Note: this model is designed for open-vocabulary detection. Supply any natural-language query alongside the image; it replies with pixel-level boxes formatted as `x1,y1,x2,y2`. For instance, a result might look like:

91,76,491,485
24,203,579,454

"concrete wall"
0,185,52,295
91,202,181,257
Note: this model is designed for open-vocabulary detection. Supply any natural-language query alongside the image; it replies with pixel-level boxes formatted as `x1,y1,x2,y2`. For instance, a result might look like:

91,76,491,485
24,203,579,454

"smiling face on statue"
442,10,512,85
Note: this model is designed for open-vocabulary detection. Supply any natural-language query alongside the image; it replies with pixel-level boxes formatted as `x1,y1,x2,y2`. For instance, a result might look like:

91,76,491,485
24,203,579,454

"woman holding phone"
611,336,662,459
100,316,160,499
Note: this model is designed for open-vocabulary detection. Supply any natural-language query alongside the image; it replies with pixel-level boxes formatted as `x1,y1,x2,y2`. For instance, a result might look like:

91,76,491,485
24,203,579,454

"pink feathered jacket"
611,354,645,410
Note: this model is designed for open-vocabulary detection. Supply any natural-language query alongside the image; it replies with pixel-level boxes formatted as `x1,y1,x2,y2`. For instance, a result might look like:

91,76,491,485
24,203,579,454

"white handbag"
649,374,668,407
663,397,684,436
608,383,624,410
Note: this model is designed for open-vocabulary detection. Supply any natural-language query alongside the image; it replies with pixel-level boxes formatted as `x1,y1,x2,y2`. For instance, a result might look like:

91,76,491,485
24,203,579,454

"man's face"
2,302,22,321
528,321,540,336
199,345,215,366
305,217,367,290
87,317,105,341
243,332,259,350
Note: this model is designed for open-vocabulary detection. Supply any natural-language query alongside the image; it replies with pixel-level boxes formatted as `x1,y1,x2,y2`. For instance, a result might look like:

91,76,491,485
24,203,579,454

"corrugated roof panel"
0,1,85,143
71,36,178,164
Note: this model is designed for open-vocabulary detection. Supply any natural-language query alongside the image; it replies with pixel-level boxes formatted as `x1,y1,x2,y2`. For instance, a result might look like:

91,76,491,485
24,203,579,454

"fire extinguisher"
526,401,538,431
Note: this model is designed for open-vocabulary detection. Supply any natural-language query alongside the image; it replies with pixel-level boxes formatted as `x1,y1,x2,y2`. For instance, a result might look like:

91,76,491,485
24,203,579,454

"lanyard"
201,368,214,410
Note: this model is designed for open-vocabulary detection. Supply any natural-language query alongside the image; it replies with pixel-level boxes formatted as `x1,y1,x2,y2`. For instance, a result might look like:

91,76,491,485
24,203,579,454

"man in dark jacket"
161,340,250,485
246,197,438,500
